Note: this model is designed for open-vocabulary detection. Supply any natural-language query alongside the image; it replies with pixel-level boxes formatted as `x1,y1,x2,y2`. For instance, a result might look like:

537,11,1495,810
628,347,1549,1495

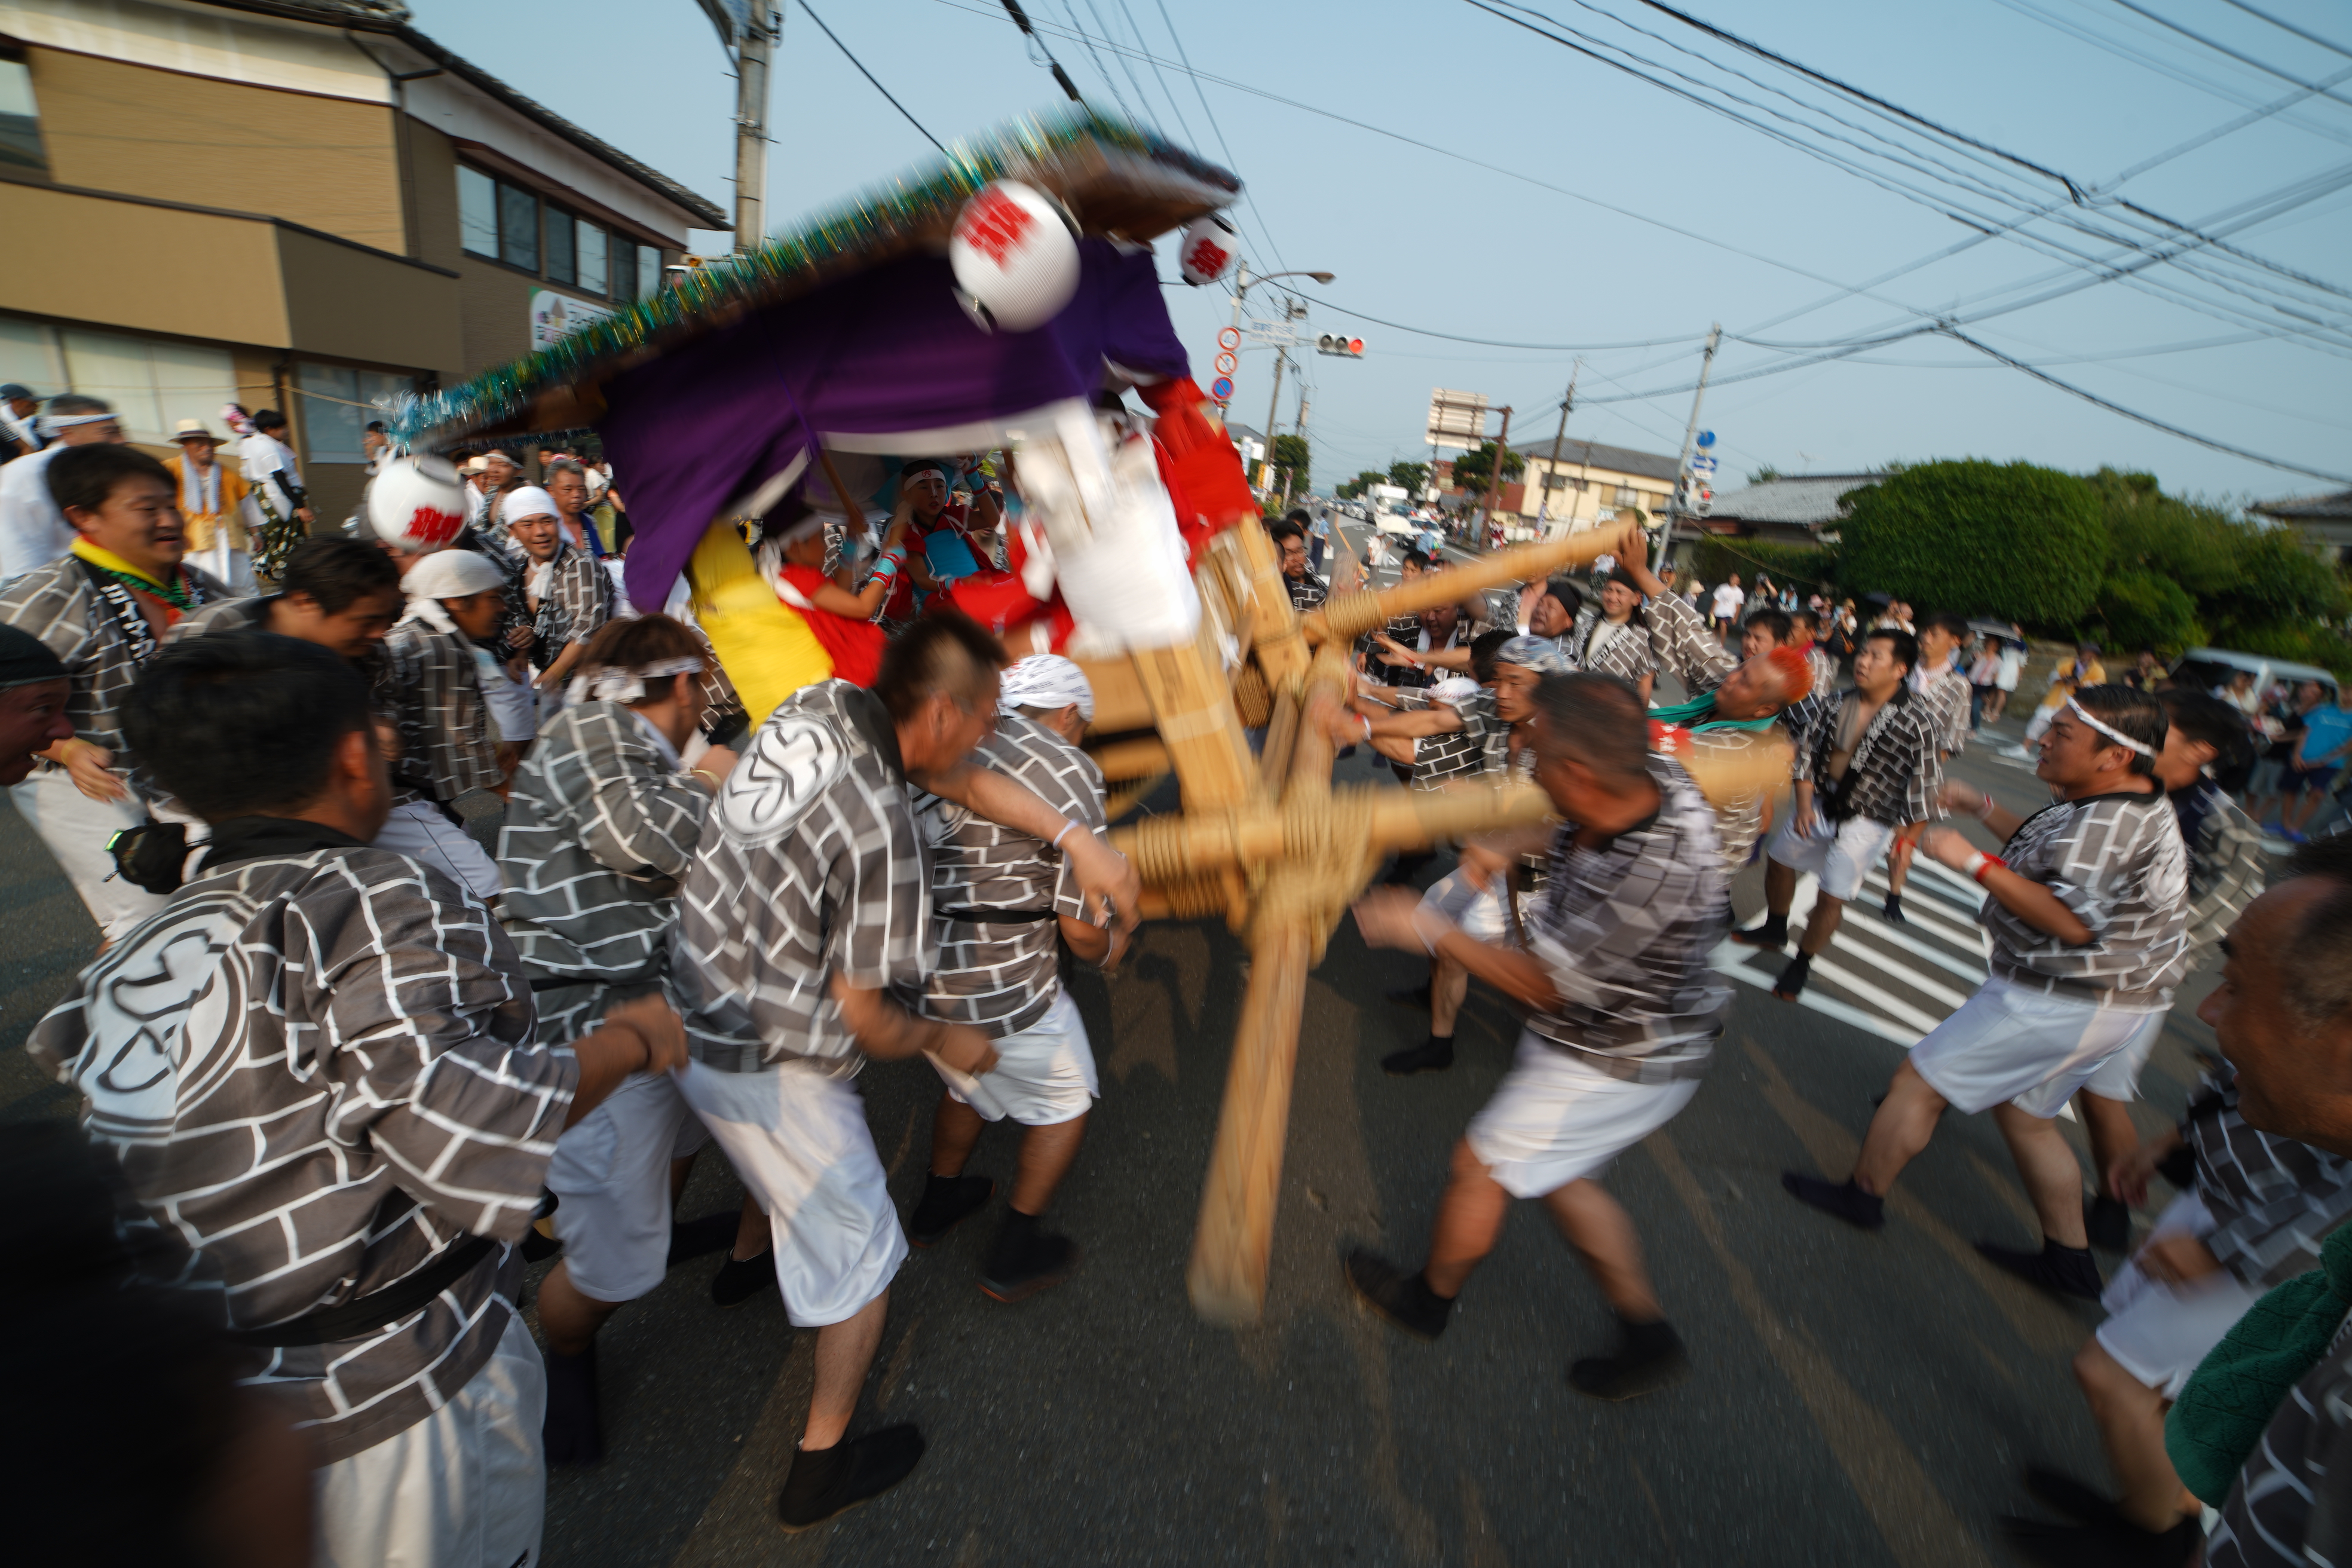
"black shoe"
1977,1238,2103,1301
712,1248,776,1308
666,1209,741,1268
907,1173,994,1247
1343,1249,1454,1340
776,1425,927,1533
1997,1512,2198,1567
1569,1317,1688,1401
1382,1036,1455,1075
1730,917,1788,950
2022,1466,2122,1524
2085,1195,2132,1254
1781,1172,1886,1231
541,1345,603,1465
522,1224,563,1264
981,1210,1080,1303
1771,952,1812,1002
1383,983,1434,1011
1882,893,1907,924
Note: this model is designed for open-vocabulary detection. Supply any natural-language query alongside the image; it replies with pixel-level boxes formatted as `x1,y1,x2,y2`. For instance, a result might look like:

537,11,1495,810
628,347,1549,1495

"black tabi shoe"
1568,1316,1688,1401
906,1173,994,1247
1977,1238,2104,1301
1770,952,1812,1002
2084,1195,2133,1254
2022,1466,2123,1525
1781,1172,1886,1231
1343,1249,1454,1340
1997,1512,2198,1568
1382,1036,1455,1076
776,1426,927,1534
1882,892,1907,925
1383,982,1434,1011
980,1209,1080,1303
1730,917,1788,950
666,1210,741,1268
711,1248,777,1308
541,1346,604,1465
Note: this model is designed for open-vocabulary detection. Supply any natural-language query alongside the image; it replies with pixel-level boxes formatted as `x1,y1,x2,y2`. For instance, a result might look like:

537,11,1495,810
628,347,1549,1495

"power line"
2104,0,2352,105
994,1,1086,103
797,0,947,155
2213,0,2352,59
1282,288,1708,351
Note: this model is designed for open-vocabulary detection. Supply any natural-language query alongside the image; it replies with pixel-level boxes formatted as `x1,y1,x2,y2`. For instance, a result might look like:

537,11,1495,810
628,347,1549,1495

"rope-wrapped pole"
1297,529,1619,649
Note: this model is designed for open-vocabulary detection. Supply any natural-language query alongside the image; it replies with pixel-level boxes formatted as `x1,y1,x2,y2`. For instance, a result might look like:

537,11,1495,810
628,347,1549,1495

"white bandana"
38,411,113,435
2064,696,2154,757
565,656,704,706
500,485,559,529
997,654,1095,722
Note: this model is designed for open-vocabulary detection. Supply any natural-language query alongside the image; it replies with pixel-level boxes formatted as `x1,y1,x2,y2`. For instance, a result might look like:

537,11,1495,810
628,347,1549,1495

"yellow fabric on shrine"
163,455,252,552
686,517,831,728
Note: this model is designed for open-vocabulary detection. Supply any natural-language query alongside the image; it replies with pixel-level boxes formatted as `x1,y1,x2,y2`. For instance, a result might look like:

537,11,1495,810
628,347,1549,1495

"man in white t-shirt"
0,396,125,582
1710,574,1745,639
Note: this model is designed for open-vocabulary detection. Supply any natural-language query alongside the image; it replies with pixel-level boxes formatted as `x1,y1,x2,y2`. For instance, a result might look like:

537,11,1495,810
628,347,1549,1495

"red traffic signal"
1316,333,1365,358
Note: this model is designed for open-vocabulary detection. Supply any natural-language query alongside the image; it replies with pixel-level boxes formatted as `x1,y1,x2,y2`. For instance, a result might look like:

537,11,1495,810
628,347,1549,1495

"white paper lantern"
949,180,1080,333
367,454,468,550
1177,211,1239,286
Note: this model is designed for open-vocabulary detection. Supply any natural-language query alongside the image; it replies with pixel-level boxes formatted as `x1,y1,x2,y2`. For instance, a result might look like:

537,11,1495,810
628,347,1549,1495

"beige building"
0,0,723,522
1486,437,1682,539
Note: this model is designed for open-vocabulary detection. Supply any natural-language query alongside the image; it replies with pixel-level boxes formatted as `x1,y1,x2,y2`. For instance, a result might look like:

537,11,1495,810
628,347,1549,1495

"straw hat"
168,418,220,445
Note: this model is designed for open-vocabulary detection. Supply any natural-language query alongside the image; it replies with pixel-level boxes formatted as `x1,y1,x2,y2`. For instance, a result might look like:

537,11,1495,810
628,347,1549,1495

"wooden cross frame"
1073,525,1617,1324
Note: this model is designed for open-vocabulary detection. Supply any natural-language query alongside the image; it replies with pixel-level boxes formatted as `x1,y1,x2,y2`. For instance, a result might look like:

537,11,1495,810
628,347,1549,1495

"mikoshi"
390,106,1621,1323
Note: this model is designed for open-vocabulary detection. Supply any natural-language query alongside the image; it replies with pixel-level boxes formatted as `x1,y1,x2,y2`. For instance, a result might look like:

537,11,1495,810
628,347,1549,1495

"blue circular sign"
1211,376,1235,400
1695,430,1716,448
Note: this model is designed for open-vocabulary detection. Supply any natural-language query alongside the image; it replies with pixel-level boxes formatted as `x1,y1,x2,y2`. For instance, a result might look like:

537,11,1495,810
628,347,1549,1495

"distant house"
2250,490,2352,566
1692,473,1883,547
1473,439,1680,539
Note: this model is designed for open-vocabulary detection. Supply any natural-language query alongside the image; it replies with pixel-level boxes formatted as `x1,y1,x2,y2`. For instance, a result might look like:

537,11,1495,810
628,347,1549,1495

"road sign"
1210,376,1234,400
1214,351,1238,376
1217,326,1242,351
1242,320,1299,347
1425,388,1489,450
1696,430,1716,448
1688,454,1717,474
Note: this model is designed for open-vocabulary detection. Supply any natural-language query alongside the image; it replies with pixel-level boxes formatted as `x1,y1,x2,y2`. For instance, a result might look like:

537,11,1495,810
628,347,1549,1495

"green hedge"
1685,537,1839,593
1840,459,2105,624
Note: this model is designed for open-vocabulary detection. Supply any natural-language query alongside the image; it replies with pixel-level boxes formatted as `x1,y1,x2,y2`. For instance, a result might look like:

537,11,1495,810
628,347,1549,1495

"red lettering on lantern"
408,505,462,546
958,186,1036,267
1185,237,1230,278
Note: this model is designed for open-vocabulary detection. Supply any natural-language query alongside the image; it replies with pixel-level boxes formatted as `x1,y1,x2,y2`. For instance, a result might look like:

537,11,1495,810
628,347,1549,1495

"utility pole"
1536,358,1579,537
1658,323,1722,574
1260,348,1287,495
703,2,778,253
1477,405,1512,551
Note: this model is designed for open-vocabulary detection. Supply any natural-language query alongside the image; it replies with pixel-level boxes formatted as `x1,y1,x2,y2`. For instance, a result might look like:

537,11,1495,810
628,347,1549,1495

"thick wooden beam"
1295,530,1617,648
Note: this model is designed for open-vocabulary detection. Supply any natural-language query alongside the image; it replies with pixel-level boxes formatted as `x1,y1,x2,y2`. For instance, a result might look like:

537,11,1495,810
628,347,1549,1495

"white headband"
2063,696,2154,757
38,411,114,434
577,656,703,705
997,654,1095,723
501,485,560,526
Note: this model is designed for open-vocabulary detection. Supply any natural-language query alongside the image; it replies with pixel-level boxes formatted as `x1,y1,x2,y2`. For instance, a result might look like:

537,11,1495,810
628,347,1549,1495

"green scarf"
1649,693,1778,733
2166,1222,2352,1505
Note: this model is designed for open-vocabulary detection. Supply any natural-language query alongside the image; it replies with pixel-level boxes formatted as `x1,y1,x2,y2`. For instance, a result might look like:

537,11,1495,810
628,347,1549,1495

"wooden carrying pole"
1293,528,1615,649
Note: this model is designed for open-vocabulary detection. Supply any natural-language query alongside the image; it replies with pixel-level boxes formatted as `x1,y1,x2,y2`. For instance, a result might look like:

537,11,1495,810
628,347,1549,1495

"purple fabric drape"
605,238,1191,611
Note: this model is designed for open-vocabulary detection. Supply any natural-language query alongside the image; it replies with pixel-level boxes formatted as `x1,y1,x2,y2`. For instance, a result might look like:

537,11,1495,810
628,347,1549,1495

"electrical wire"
2104,0,2352,105
2213,0,2352,59
796,0,947,155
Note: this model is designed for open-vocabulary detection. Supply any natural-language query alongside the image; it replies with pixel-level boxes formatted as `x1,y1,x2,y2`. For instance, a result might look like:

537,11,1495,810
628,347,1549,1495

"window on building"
545,209,577,286
0,50,46,176
497,182,540,272
458,166,498,259
0,316,65,398
609,241,636,301
577,221,607,295
296,363,415,464
12,324,240,446
636,243,662,299
1614,485,1640,508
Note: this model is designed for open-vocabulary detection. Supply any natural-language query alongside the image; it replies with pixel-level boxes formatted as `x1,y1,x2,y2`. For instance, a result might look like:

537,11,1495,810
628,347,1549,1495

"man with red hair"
1649,643,1813,874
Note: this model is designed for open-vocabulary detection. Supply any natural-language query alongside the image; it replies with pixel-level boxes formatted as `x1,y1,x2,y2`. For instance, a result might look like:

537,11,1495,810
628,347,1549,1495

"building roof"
2250,490,2352,522
1517,437,1680,484
1704,473,1881,527
211,2,729,230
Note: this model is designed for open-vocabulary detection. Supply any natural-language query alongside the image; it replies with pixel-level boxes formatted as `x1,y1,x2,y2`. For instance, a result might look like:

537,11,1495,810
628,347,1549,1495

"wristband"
1359,714,1374,742
1051,822,1077,852
1967,851,2007,884
1974,793,1997,823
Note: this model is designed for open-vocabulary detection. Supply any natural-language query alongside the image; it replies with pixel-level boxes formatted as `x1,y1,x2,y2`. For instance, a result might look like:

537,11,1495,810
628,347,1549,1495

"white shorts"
1765,811,1897,903
1465,1033,1701,1200
547,1068,710,1304
8,765,170,941
1421,866,1523,945
2082,1009,2164,1102
375,800,503,903
2094,1192,2265,1398
1908,975,2169,1118
313,1310,546,1568
675,1058,906,1328
929,988,1098,1127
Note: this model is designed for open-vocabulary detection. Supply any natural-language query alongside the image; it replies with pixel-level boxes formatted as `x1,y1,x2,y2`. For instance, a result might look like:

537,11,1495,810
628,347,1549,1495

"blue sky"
409,0,2352,508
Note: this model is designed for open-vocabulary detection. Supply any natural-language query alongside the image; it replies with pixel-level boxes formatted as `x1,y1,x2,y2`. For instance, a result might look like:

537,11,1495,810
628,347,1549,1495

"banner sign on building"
531,290,618,350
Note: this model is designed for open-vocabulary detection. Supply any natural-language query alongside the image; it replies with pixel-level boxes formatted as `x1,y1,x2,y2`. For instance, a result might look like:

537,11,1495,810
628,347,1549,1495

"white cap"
500,485,559,527
403,548,508,601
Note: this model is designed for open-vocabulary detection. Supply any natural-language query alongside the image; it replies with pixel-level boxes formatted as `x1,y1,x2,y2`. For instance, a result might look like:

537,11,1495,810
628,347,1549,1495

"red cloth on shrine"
777,564,885,687
1135,376,1257,567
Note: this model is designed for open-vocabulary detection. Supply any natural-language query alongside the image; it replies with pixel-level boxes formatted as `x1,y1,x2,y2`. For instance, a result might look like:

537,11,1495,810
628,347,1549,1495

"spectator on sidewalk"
0,396,125,583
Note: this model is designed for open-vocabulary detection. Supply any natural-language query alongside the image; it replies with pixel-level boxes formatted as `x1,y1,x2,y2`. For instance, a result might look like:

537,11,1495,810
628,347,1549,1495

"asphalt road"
0,550,2240,1568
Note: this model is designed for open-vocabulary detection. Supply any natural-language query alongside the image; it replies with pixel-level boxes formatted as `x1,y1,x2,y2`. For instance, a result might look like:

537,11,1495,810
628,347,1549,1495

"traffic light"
1687,479,1714,517
1315,333,1365,358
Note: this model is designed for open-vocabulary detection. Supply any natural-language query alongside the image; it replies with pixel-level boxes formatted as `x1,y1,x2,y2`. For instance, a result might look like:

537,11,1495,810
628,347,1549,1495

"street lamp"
1227,265,1337,495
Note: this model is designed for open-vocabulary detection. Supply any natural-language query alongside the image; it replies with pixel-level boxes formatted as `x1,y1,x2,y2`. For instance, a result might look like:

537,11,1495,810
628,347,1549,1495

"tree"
1745,463,1781,485
1270,434,1310,489
2085,464,2347,654
1839,459,2105,626
1448,440,1524,498
1387,460,1430,495
1336,469,1386,500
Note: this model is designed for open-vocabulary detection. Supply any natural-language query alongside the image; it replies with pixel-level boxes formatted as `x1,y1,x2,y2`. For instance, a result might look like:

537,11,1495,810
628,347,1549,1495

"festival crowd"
0,388,2347,1568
